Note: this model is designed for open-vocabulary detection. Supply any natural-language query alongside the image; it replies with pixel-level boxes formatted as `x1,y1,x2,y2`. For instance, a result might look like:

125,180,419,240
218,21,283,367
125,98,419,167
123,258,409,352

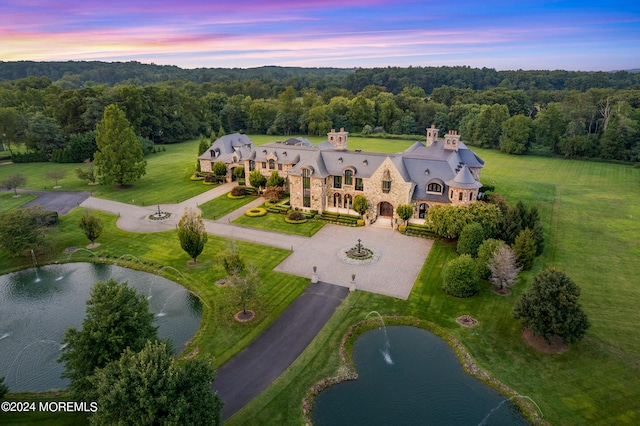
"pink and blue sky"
1,0,638,70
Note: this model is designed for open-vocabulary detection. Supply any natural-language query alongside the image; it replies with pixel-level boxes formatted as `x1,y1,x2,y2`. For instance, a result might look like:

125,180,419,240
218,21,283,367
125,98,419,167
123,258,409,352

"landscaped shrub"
190,174,204,181
287,211,306,221
285,210,307,224
457,222,485,256
245,208,267,217
357,219,365,226
230,186,246,197
442,254,479,298
398,225,407,233
203,174,216,183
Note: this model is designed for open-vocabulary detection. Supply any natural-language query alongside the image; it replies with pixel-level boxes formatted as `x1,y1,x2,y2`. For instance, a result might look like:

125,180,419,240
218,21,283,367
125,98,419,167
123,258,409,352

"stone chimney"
444,130,460,151
328,127,348,150
426,124,439,146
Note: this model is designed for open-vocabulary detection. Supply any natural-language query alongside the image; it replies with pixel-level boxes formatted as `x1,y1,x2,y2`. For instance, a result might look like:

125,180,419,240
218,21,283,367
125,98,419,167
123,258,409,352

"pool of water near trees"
0,262,201,392
313,326,531,426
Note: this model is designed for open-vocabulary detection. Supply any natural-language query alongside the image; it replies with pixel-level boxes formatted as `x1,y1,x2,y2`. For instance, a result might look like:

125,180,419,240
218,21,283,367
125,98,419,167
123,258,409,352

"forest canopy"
0,61,638,163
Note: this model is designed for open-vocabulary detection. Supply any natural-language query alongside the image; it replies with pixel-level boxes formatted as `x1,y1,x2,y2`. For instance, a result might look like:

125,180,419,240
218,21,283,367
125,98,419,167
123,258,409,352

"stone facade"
199,127,485,226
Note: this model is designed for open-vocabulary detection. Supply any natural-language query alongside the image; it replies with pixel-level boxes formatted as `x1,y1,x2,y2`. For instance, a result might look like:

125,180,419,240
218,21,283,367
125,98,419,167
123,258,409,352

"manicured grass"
0,207,309,368
233,211,325,237
0,192,37,211
228,148,640,426
0,141,213,205
199,192,259,220
2,134,639,425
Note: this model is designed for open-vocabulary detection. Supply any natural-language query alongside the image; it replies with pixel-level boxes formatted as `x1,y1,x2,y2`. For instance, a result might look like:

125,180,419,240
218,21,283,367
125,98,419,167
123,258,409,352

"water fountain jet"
365,311,393,365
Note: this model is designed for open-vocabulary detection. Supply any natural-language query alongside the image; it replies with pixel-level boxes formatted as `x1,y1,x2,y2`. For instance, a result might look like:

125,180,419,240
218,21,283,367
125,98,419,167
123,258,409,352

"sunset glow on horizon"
1,0,638,71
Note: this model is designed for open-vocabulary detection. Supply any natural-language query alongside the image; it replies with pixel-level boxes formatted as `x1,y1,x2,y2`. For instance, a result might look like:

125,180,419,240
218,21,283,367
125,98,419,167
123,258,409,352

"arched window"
268,159,275,169
427,182,443,193
333,193,342,207
344,194,352,209
418,203,428,219
344,169,353,185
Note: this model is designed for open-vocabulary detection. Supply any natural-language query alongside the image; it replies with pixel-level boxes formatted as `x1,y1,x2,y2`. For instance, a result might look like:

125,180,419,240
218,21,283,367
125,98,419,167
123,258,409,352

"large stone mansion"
198,126,484,226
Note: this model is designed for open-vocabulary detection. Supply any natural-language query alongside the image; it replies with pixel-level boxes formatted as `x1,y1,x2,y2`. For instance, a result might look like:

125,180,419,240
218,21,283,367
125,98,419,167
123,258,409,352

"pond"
0,262,201,392
313,326,531,426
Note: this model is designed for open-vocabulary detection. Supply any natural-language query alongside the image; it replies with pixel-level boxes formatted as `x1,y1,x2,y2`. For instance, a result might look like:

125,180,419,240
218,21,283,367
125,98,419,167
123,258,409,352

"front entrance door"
379,202,393,217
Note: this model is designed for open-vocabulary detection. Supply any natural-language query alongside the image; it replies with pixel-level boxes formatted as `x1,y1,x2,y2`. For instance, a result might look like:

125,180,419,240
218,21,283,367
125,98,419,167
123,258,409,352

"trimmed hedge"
245,208,267,217
284,217,307,224
320,212,362,226
405,223,439,238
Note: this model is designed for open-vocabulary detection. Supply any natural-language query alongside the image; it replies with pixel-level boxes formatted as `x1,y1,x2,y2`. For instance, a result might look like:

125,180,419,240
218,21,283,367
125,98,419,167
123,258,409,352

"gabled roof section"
198,133,255,162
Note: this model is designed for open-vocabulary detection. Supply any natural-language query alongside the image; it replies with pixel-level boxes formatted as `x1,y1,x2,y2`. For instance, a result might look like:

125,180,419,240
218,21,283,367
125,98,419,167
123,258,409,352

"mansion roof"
200,132,484,203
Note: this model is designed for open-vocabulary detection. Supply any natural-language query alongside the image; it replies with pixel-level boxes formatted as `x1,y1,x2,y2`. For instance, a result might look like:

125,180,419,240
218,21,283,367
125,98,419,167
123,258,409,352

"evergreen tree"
94,104,147,187
513,227,537,270
89,340,222,425
514,268,590,344
59,279,158,398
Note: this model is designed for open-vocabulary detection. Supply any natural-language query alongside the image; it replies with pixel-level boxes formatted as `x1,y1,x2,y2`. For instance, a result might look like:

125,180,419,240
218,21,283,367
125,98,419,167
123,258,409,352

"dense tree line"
0,62,638,164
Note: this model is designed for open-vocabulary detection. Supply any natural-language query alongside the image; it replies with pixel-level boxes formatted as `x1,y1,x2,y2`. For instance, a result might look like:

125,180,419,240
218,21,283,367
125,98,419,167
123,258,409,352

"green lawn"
0,141,213,205
228,148,640,426
199,192,259,220
232,211,326,237
1,135,639,425
0,207,309,371
0,192,37,211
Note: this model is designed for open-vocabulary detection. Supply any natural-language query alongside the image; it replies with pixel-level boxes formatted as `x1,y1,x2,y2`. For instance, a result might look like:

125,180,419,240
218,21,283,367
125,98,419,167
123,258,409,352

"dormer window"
427,182,443,193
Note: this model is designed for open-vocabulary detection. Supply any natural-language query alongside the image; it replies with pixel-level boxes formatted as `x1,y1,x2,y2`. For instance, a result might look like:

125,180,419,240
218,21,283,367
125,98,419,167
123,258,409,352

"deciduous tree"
0,206,54,256
94,104,147,187
249,169,266,189
488,245,521,293
2,173,26,196
396,204,413,225
514,268,590,344
265,170,284,187
353,195,369,218
78,210,103,244
59,279,158,397
45,168,67,187
177,208,208,263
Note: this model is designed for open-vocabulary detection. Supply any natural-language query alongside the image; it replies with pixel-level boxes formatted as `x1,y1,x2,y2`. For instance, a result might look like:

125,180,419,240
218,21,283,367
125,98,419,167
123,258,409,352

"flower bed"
245,207,267,217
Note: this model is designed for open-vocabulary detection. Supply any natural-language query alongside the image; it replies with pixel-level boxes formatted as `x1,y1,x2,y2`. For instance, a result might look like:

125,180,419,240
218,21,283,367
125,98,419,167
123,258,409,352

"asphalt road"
212,281,349,420
21,190,92,215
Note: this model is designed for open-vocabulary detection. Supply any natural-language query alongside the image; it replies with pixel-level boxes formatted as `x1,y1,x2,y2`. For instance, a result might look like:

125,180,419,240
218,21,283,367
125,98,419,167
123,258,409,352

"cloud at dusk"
0,0,638,70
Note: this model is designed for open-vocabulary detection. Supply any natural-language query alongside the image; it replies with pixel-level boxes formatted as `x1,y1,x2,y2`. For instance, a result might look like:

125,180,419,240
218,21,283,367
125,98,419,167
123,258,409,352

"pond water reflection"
313,326,530,426
0,263,201,392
